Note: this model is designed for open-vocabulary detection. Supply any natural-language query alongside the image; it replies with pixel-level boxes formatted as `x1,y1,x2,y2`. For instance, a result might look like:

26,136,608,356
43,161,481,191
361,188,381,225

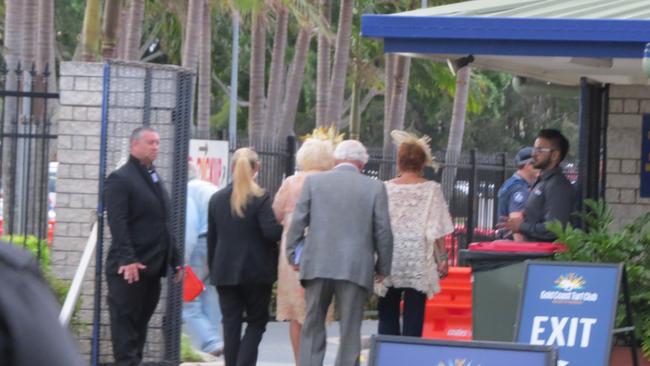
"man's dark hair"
130,126,157,143
537,129,569,162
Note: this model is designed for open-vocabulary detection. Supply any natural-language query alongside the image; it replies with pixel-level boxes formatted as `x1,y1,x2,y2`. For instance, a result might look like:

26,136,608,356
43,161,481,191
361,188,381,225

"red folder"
183,266,205,302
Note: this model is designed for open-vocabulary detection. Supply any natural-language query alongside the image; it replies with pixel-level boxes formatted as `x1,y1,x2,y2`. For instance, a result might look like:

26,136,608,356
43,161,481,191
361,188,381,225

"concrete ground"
181,320,377,366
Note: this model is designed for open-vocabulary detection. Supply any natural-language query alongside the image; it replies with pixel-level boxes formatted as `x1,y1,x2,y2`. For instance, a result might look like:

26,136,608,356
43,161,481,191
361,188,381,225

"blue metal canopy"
361,1,650,85
362,16,650,59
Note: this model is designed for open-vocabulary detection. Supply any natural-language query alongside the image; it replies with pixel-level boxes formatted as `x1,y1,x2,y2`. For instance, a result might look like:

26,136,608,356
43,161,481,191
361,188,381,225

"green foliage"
181,334,204,362
549,200,650,356
3,235,83,332
2,234,50,268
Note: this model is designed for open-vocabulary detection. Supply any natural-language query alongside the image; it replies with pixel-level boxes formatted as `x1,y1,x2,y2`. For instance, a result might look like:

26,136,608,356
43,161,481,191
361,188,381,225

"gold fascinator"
300,125,345,147
390,130,439,170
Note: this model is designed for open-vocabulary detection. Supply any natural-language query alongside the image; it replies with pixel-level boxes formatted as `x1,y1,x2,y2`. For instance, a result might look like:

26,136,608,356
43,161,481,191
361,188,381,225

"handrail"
59,222,98,327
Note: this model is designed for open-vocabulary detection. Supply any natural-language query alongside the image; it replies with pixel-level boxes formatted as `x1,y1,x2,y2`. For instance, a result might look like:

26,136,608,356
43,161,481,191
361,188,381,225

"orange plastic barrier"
421,266,472,341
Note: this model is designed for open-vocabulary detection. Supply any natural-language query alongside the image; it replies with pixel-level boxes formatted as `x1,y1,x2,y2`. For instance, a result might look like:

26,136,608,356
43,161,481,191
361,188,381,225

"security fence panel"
94,61,193,366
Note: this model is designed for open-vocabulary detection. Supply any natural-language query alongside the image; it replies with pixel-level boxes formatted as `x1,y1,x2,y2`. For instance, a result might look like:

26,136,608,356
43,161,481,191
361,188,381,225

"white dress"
375,181,455,298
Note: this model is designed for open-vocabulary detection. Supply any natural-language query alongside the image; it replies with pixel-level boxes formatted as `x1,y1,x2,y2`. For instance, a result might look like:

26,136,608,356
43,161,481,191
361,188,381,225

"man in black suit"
105,126,182,366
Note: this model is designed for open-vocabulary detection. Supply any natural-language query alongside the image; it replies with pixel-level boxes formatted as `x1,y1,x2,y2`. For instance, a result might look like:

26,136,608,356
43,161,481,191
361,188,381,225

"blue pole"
91,62,111,366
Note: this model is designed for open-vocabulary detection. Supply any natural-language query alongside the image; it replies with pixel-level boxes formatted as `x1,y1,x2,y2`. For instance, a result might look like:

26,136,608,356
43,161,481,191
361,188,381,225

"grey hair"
130,126,157,143
333,140,369,164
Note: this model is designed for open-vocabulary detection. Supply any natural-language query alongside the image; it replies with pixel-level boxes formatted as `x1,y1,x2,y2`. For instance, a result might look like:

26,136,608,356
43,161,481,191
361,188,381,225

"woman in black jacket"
207,147,283,366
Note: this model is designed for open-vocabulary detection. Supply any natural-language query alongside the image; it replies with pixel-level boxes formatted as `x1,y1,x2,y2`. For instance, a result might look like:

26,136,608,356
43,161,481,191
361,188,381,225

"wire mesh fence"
95,61,193,365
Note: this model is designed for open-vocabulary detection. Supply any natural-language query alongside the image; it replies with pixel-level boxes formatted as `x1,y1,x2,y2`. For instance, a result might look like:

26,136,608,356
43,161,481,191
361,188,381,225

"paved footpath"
182,320,377,366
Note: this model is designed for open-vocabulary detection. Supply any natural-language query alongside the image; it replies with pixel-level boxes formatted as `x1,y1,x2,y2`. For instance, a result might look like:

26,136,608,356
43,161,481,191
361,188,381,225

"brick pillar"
52,61,191,363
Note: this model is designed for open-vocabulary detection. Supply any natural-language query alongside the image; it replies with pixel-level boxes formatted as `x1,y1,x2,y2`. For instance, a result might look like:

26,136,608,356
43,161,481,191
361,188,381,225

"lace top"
375,181,454,298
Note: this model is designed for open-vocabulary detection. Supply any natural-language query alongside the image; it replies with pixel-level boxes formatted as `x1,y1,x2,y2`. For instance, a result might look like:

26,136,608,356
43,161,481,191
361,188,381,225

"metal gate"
0,62,58,262
94,61,193,365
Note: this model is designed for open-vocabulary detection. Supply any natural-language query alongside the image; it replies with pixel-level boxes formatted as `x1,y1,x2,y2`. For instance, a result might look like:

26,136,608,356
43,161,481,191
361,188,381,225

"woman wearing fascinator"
375,130,455,337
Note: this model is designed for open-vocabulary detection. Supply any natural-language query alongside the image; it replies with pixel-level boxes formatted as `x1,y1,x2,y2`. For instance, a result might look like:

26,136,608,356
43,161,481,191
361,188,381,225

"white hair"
333,140,369,164
296,139,335,171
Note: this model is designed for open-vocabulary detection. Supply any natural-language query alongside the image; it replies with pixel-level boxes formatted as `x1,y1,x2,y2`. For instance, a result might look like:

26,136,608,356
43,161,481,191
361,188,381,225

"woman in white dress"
375,130,455,337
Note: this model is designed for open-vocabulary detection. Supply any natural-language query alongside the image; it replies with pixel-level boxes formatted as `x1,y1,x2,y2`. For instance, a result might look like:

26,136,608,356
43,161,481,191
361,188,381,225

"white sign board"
189,139,229,189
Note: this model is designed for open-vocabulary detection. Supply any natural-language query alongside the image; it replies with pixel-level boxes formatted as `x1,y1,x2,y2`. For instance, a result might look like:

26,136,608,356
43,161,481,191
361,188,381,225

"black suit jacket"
104,155,180,278
207,185,282,286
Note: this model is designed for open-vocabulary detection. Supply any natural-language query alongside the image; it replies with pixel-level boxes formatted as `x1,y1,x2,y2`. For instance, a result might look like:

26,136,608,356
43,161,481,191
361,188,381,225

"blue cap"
515,147,533,166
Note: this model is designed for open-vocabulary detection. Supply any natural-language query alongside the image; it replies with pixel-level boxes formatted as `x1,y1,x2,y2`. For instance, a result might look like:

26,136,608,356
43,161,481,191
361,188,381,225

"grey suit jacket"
285,164,393,292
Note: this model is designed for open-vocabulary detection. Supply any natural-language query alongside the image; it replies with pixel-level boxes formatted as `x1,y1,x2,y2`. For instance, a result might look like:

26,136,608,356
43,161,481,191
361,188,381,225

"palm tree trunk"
263,4,289,142
21,0,38,66
248,7,267,148
80,0,101,61
326,0,354,129
196,0,211,139
383,56,411,158
124,0,144,60
382,54,396,155
182,0,202,70
278,26,314,139
315,0,330,127
102,0,122,59
442,65,472,200
2,0,23,231
116,4,128,59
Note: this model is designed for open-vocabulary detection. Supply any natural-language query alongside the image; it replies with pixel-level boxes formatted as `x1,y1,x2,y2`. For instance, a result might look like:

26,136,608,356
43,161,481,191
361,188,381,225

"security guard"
498,129,576,242
496,147,537,240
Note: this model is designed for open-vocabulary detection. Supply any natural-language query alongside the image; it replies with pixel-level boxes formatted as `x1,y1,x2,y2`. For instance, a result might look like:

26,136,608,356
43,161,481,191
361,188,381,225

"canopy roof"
361,0,650,85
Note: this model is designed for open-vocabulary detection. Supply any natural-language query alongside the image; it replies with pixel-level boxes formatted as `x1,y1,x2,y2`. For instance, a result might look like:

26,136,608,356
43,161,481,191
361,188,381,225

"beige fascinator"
390,129,439,171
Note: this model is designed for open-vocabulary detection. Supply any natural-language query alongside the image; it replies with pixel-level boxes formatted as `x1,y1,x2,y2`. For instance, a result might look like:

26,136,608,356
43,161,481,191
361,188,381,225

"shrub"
548,199,650,356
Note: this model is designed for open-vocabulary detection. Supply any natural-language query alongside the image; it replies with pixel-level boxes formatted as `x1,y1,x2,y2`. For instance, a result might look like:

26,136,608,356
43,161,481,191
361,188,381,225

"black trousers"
217,283,272,366
377,287,426,337
106,274,161,366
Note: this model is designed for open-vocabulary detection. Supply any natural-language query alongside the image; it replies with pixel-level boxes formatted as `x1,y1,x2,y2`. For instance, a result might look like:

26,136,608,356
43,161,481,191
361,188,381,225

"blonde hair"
231,148,264,218
296,139,335,171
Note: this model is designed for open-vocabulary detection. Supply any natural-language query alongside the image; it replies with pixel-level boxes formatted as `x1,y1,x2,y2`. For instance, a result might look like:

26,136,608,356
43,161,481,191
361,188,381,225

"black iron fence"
0,62,58,263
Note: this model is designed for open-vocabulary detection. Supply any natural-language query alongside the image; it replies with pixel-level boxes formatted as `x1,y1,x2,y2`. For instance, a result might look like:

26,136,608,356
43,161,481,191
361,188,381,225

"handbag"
182,265,206,302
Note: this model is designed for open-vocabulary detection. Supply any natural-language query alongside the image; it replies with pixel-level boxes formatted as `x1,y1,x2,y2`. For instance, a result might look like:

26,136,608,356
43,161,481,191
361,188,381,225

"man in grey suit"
286,140,393,366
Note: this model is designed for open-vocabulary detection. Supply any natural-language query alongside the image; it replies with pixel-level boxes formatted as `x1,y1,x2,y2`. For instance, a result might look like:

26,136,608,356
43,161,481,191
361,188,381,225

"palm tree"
2,0,23,230
262,2,289,141
315,0,330,127
21,0,38,65
383,55,411,160
196,0,211,139
325,0,353,128
182,0,202,70
441,65,472,200
124,0,144,60
248,5,267,147
102,0,123,59
80,0,101,61
278,24,314,139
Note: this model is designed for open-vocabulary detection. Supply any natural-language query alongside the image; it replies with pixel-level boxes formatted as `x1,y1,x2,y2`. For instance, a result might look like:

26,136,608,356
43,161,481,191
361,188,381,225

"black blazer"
104,155,180,278
207,185,282,286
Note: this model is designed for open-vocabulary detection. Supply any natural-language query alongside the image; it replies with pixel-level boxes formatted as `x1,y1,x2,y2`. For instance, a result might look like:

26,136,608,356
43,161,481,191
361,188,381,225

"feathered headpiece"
300,125,345,147
390,129,439,170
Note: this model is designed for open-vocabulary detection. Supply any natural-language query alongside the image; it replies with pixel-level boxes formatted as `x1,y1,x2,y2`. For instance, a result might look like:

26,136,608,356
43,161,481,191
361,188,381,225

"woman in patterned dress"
375,130,455,337
272,139,335,365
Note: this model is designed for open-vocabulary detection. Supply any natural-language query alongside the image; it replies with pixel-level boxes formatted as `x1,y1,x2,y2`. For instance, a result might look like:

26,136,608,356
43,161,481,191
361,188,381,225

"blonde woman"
272,139,335,365
207,148,283,366
376,131,454,337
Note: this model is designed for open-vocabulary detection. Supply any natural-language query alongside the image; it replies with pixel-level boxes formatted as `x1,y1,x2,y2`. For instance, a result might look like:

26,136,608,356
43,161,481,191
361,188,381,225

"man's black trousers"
107,273,161,366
